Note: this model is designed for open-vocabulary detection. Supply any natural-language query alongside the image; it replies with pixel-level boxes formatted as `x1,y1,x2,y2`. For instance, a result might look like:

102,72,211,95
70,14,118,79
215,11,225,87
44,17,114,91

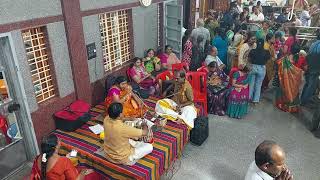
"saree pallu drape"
105,89,147,118
275,56,303,113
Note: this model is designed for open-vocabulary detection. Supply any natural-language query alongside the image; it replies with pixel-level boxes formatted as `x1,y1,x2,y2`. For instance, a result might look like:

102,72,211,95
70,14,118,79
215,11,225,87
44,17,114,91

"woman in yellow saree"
105,76,148,118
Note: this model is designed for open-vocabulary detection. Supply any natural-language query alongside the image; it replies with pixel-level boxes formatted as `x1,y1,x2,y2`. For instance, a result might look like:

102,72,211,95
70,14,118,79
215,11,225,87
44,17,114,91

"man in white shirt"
300,5,311,27
205,46,225,69
249,6,265,22
237,0,243,13
245,140,293,180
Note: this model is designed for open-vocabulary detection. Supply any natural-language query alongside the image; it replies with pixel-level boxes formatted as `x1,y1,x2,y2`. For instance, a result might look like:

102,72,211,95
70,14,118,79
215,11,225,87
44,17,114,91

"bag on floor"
190,116,208,146
54,100,91,131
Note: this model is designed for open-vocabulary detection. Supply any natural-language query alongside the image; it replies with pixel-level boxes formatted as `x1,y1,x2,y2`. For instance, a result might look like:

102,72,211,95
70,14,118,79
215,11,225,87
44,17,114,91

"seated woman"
130,57,159,95
156,70,197,129
30,134,100,179
158,45,181,71
105,76,147,118
143,48,162,76
226,65,251,119
104,103,153,166
207,61,229,116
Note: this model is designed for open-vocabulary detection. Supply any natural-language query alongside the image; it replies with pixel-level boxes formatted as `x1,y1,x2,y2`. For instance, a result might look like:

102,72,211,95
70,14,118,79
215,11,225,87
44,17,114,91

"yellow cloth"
155,99,197,128
264,42,275,81
103,117,142,164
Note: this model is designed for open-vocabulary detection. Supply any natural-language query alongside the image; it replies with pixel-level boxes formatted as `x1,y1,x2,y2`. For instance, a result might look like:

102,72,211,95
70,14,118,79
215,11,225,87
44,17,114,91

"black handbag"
190,116,209,146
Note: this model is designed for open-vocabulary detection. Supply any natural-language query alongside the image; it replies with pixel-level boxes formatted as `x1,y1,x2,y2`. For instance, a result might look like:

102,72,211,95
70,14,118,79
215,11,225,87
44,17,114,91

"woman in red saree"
30,134,101,180
275,45,303,113
105,76,148,118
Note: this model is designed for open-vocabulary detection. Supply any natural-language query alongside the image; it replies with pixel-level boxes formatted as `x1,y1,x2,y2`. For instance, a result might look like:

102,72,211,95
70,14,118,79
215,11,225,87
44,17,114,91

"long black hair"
145,48,155,57
40,134,58,180
114,76,127,86
130,57,141,68
182,29,192,48
245,31,255,43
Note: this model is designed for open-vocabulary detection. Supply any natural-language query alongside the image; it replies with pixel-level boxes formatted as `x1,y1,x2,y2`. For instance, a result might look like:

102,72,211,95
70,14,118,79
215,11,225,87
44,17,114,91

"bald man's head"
255,140,286,177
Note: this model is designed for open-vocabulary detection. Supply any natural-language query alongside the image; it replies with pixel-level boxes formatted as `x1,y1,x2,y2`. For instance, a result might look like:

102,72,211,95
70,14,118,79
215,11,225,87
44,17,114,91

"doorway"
164,0,183,58
0,34,38,179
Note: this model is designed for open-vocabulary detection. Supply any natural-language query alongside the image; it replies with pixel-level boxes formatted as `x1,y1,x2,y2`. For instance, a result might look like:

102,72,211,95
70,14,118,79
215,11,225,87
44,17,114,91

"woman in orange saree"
275,46,303,113
105,76,148,118
30,134,101,180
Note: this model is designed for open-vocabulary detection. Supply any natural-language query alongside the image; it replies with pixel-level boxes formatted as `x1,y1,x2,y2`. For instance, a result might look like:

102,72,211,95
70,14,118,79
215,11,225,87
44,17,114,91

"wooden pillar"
60,0,91,103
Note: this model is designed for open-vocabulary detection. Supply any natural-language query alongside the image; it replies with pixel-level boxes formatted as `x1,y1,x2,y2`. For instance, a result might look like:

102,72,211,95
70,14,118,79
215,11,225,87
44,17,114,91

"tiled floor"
172,92,320,180
5,92,320,180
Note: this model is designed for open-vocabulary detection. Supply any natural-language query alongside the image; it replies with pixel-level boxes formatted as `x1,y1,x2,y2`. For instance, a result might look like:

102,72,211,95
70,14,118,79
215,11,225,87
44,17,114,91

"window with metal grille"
99,10,131,72
22,27,55,103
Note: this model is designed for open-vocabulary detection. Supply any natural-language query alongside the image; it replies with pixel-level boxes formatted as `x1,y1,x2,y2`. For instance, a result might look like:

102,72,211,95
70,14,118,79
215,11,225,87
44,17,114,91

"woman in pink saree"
129,57,159,95
158,45,181,71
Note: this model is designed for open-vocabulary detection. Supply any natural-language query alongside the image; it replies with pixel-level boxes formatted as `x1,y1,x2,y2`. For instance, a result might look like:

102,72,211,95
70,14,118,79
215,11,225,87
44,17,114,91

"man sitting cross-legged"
103,102,153,165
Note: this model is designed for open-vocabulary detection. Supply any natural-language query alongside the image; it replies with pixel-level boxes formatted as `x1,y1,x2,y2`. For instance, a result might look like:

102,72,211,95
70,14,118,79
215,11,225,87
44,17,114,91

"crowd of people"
28,1,320,179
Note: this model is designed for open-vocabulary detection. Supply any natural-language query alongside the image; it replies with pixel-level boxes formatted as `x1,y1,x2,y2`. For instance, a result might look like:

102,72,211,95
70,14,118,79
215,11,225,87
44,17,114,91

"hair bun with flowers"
42,153,47,163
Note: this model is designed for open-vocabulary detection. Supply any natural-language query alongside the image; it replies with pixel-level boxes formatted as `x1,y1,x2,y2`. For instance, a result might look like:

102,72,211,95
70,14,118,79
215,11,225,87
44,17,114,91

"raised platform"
53,97,189,180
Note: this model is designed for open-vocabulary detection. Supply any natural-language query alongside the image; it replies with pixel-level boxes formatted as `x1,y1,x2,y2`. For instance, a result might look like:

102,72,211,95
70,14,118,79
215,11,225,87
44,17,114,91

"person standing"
249,6,265,23
245,140,293,180
212,28,229,66
283,28,298,55
191,18,210,50
301,31,320,105
190,35,206,71
182,29,194,68
238,31,257,68
275,44,303,113
276,7,289,24
262,33,276,90
248,39,271,104
300,5,311,27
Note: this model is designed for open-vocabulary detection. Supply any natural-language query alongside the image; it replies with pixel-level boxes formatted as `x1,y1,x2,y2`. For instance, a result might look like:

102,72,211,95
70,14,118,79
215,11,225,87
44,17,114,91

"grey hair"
196,18,205,27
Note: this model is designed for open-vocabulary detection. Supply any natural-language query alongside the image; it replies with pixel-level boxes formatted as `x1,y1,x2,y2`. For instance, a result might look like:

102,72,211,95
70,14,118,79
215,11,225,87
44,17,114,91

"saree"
207,70,229,115
105,87,147,118
226,71,250,119
158,53,181,70
144,57,161,74
275,56,303,113
30,156,101,180
130,67,157,93
155,98,197,129
263,42,276,89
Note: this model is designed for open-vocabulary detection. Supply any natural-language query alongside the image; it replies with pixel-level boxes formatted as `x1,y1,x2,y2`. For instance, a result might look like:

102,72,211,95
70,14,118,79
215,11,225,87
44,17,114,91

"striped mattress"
53,96,189,180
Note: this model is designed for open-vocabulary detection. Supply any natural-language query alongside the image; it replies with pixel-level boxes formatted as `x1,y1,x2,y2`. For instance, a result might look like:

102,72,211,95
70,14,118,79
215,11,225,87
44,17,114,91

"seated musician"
105,76,147,118
104,103,153,165
30,134,100,179
156,70,197,128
